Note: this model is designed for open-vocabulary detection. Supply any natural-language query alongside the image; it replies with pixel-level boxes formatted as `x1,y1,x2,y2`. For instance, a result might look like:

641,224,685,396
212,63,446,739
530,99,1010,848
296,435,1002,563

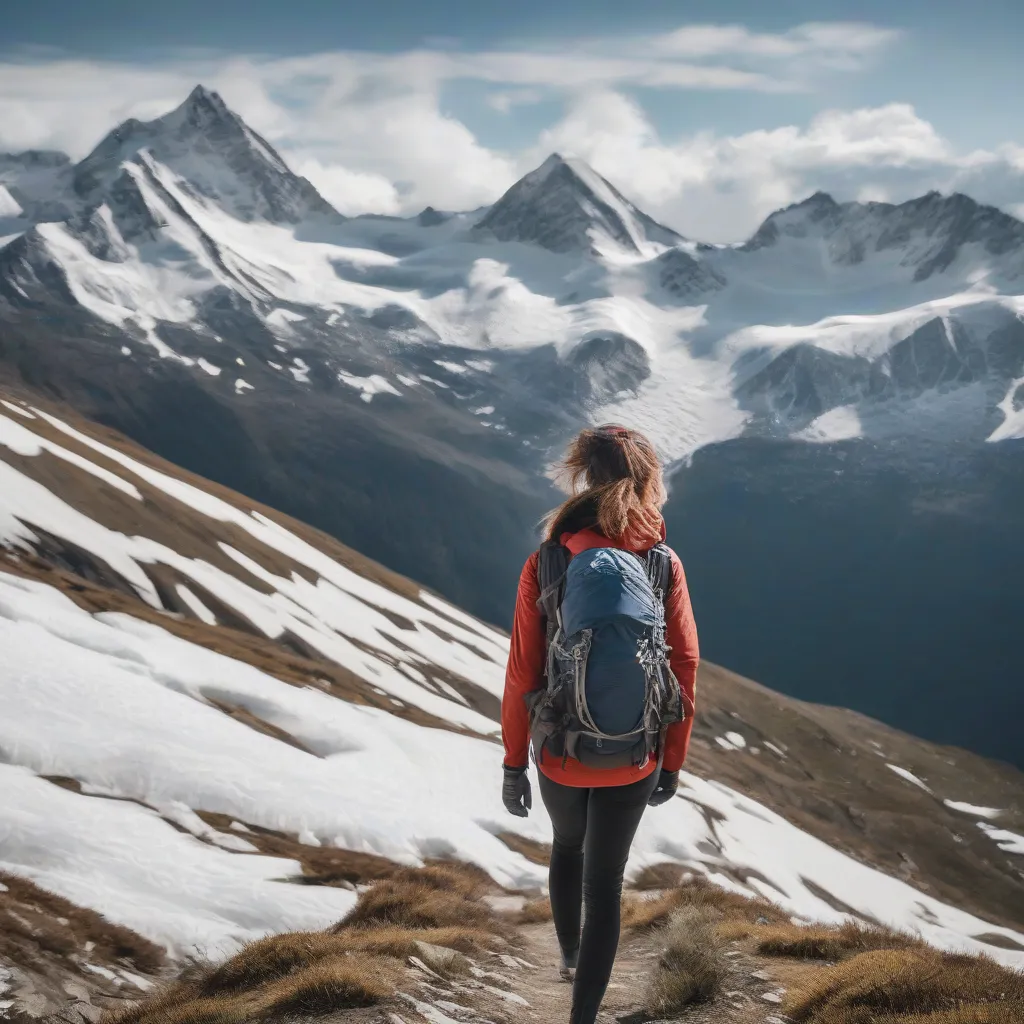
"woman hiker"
501,423,699,1024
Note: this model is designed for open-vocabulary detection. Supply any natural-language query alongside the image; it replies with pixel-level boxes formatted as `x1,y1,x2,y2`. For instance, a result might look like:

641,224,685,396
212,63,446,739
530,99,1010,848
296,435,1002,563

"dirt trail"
502,923,805,1024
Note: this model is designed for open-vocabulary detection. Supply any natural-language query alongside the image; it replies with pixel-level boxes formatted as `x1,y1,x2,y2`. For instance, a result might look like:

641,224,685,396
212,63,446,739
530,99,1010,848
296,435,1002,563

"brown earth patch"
0,871,164,976
497,831,551,866
0,871,165,1017
190,811,402,886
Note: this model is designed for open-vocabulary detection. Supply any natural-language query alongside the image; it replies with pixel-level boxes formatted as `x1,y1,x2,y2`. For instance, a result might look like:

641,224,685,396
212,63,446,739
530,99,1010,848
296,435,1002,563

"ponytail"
543,425,665,541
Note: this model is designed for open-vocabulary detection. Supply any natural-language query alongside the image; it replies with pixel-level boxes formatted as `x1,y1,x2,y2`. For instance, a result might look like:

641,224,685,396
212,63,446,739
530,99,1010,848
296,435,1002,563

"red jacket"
502,515,699,787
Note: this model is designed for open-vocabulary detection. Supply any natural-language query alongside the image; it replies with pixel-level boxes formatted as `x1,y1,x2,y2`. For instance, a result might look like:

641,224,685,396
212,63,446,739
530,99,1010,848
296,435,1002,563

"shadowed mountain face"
665,437,1024,767
2,85,1024,766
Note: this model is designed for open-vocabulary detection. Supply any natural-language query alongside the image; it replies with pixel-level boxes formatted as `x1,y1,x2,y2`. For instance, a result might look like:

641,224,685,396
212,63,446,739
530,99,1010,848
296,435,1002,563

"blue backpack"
526,540,684,769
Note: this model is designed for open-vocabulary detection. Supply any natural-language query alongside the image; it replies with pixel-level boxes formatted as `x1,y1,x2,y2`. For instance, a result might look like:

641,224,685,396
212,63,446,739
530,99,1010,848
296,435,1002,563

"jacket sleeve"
661,549,700,772
501,551,544,768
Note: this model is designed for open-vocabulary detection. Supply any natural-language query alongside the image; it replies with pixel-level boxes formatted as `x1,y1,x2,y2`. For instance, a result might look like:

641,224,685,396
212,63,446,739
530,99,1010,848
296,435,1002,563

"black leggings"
538,770,659,1024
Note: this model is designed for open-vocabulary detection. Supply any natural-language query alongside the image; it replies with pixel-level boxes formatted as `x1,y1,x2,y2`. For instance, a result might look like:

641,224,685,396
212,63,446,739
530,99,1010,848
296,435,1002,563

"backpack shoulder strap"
536,541,570,664
644,542,673,600
536,540,570,620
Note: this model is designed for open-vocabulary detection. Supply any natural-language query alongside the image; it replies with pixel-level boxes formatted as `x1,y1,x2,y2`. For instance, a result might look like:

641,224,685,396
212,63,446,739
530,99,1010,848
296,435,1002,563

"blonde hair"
543,424,666,541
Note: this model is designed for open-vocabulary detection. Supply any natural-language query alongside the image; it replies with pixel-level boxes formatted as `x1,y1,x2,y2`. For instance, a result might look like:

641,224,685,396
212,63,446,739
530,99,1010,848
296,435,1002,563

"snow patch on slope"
944,800,1003,819
0,407,509,729
1,763,352,957
887,764,933,793
988,376,1024,442
794,405,863,443
337,370,401,401
978,822,1024,856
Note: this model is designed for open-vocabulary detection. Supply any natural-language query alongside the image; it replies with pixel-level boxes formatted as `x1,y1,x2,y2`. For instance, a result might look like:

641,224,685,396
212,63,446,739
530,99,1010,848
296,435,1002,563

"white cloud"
293,159,401,216
648,21,900,64
486,88,547,113
0,23,1021,241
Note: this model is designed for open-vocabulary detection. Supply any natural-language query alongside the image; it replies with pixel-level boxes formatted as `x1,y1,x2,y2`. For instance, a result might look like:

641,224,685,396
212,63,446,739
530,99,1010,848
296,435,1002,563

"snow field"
1,765,353,958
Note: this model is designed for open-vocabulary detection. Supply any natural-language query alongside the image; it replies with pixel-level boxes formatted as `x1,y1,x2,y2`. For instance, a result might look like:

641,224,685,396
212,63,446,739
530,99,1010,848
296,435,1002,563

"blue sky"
2,1,1023,239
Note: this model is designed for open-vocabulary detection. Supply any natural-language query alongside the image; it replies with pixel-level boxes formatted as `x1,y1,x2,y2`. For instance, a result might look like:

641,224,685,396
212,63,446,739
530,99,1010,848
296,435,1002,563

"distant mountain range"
1,85,1022,766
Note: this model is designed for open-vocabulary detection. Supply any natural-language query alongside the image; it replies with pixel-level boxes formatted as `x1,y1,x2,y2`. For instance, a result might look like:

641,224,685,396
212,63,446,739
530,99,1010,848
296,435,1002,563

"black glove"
502,765,532,817
648,769,679,807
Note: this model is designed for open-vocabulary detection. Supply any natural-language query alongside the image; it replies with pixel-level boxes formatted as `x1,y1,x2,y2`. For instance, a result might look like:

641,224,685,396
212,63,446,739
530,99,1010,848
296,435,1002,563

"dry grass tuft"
197,932,346,996
622,874,784,932
757,919,924,962
644,907,727,1015
257,954,396,1016
518,897,553,924
103,987,238,1024
338,876,496,932
716,920,756,942
102,864,502,1024
335,925,494,958
107,954,396,1024
0,870,166,976
786,945,1024,1024
389,862,488,898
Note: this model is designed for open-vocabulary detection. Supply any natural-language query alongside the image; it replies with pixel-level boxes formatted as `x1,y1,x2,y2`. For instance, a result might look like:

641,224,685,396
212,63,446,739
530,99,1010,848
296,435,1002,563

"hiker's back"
531,538,682,769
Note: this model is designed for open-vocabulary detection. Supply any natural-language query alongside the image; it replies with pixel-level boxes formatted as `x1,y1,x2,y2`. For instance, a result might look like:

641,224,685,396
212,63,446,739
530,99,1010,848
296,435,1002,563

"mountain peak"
186,83,224,106
170,84,236,131
475,154,683,255
803,190,839,207
72,86,338,225
535,152,568,174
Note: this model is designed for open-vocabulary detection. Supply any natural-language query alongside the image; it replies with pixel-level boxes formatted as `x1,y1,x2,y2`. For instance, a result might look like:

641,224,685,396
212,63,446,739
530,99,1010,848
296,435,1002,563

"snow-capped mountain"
0,85,1023,767
743,189,1024,282
475,152,685,256
73,85,338,225
1,386,1021,1017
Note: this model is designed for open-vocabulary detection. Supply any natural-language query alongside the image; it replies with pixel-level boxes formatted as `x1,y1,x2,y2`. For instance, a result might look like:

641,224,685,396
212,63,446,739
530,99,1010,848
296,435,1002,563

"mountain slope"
0,381,1022,1022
